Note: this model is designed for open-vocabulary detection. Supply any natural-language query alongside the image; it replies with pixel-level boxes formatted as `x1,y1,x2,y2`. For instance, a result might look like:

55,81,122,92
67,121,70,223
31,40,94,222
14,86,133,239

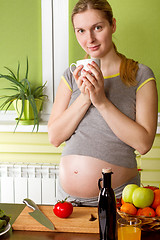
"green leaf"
0,95,18,110
14,96,25,132
27,95,39,132
25,57,29,79
0,210,5,218
32,81,47,99
0,220,7,230
1,87,19,92
0,74,25,90
5,101,14,111
4,66,17,80
17,62,20,81
0,94,19,100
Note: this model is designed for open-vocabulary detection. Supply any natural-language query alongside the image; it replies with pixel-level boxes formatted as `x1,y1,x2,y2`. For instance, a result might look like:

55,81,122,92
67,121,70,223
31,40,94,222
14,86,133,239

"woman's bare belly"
59,155,138,198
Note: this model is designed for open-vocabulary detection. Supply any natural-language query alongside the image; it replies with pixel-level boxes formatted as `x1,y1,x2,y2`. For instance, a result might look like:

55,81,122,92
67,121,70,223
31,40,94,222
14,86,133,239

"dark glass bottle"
98,168,116,240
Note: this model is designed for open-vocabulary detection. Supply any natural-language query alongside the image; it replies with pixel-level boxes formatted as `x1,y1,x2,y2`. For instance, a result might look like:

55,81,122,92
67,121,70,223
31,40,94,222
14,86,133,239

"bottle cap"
102,168,112,173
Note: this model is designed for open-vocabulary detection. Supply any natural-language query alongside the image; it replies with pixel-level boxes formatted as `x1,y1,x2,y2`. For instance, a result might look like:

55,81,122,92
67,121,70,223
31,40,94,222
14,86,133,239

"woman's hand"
80,61,106,107
73,65,91,104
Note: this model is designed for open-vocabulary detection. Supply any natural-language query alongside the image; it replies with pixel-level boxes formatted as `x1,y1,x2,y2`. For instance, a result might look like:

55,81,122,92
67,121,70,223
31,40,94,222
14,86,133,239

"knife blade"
23,198,55,230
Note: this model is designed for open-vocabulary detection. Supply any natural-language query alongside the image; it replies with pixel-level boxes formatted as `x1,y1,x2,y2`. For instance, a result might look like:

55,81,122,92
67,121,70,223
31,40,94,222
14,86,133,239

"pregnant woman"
48,0,158,206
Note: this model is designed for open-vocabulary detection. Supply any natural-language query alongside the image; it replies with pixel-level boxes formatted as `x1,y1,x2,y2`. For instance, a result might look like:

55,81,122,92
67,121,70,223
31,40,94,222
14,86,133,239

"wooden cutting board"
12,206,99,233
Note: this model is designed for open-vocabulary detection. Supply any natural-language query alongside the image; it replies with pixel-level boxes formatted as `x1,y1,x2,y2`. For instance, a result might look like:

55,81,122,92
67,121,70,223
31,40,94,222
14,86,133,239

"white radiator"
0,163,59,205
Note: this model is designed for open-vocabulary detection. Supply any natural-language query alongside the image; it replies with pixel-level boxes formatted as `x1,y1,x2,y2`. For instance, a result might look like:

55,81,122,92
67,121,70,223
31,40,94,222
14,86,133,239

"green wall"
69,0,160,111
0,0,42,109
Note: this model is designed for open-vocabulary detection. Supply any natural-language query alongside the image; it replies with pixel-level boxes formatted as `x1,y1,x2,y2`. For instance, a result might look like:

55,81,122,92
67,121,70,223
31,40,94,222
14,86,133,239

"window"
0,0,69,131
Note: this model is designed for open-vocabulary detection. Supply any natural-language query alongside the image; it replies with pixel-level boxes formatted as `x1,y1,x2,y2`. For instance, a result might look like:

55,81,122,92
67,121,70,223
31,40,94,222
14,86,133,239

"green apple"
122,184,139,203
132,187,154,208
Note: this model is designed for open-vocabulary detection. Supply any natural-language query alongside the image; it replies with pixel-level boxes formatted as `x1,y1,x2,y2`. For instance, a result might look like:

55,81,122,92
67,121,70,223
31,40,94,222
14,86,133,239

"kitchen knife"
23,198,55,230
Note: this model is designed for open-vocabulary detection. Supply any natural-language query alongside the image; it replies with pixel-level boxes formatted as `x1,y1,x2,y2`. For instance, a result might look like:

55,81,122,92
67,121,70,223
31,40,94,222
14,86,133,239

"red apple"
143,185,159,191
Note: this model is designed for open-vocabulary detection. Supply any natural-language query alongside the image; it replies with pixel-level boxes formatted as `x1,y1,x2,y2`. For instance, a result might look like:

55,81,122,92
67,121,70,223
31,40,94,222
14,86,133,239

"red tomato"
53,200,73,218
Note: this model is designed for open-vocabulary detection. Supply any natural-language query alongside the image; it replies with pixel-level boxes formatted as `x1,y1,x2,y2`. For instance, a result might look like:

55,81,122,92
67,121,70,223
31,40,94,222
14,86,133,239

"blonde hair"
72,0,139,86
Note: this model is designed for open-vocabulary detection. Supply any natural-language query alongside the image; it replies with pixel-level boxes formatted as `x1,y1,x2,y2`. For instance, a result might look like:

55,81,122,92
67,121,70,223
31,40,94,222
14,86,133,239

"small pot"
13,99,42,124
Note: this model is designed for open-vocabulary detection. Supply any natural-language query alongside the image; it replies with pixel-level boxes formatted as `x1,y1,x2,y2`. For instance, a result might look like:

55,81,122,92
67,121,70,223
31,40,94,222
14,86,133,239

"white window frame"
41,0,69,118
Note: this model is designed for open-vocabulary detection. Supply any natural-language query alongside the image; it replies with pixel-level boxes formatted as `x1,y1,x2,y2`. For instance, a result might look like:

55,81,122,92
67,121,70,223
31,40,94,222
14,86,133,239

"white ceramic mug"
70,58,100,74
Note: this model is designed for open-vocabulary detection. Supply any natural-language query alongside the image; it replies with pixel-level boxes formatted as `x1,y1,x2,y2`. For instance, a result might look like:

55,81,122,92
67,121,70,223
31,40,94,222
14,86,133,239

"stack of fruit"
117,184,160,231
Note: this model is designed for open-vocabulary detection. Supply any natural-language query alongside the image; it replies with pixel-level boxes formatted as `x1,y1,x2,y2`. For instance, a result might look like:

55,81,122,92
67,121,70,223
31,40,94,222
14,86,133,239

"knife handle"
23,198,39,211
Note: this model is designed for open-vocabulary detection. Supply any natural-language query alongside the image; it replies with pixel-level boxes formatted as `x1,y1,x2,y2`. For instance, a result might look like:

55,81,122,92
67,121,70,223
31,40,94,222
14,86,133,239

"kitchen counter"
0,203,160,240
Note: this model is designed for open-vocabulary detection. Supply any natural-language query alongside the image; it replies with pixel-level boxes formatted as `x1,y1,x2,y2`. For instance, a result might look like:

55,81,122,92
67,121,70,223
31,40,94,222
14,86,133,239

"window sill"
0,121,48,132
157,124,160,134
156,113,160,134
0,111,48,133
0,111,160,134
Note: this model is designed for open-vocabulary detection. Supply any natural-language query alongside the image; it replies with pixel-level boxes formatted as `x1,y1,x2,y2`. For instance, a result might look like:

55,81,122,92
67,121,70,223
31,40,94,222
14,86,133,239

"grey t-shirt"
61,64,155,168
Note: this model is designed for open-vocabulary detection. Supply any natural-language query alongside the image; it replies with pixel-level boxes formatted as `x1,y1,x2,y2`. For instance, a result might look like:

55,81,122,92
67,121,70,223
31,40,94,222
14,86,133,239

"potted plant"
0,58,47,132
